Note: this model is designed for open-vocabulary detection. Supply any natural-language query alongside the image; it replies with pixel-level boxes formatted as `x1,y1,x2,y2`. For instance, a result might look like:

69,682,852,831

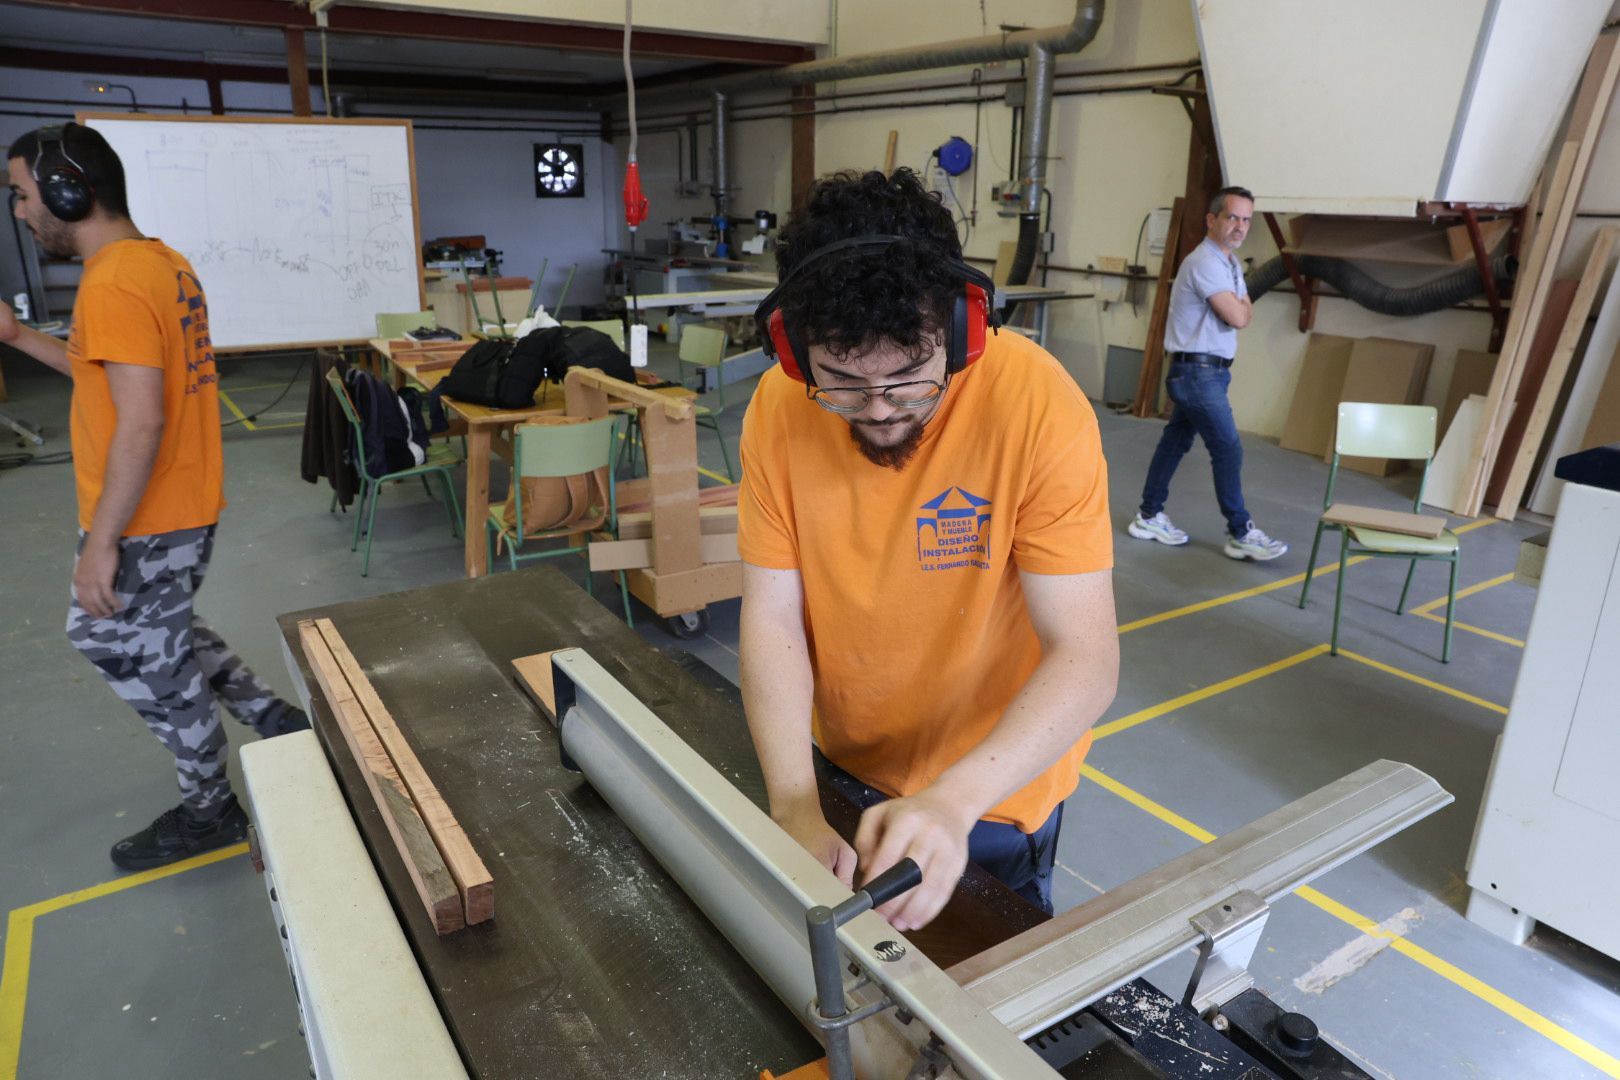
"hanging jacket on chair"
300,350,359,508
344,366,426,477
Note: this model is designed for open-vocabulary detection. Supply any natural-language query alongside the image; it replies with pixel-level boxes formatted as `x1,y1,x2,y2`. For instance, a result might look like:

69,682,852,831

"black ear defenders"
31,125,96,223
753,234,1000,385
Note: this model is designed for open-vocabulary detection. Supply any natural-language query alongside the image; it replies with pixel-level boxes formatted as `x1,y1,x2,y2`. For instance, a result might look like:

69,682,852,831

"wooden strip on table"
297,620,465,935
314,618,494,926
512,651,565,723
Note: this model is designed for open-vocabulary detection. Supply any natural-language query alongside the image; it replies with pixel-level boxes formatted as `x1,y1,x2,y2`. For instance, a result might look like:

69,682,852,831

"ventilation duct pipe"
711,91,733,257
1245,253,1517,317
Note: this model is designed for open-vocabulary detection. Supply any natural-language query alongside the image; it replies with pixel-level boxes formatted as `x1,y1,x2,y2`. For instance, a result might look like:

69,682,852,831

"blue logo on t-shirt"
917,487,992,571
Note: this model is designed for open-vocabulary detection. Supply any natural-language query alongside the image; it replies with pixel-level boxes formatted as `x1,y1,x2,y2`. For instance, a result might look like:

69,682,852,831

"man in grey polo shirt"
1128,185,1287,562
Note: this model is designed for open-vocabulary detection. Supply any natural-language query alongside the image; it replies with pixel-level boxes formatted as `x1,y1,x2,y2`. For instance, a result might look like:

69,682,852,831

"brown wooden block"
1322,503,1446,539
297,621,465,935
512,651,565,722
314,619,494,926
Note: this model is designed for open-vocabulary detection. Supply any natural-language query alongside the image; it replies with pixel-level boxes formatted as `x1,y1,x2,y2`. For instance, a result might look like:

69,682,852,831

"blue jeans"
817,754,1063,914
1139,363,1251,537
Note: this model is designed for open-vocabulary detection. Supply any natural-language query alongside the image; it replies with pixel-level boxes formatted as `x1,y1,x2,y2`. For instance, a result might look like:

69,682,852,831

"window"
534,143,584,198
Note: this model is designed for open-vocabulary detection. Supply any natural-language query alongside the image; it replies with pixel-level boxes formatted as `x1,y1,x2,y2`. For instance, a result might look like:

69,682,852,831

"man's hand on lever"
853,787,977,932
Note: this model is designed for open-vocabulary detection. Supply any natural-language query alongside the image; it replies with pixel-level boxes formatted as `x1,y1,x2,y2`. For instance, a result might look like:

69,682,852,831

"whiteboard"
83,115,425,350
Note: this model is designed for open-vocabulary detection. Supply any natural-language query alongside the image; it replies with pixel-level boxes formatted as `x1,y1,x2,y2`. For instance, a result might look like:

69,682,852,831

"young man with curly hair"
737,169,1119,931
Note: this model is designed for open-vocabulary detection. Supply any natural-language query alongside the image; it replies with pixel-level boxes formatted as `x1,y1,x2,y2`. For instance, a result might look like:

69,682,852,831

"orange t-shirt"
67,238,225,536
738,329,1113,833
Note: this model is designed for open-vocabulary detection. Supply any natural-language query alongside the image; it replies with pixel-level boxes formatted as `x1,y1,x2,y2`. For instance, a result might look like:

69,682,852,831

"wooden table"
371,337,695,579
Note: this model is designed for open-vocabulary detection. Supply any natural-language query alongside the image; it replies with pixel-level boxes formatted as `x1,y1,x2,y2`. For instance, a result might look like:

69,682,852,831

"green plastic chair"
634,323,732,481
326,368,463,577
485,417,633,625
561,319,626,349
1298,402,1459,662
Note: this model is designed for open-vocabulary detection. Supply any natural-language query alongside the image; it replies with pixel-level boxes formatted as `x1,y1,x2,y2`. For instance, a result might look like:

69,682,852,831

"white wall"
802,1,1612,439
0,66,612,323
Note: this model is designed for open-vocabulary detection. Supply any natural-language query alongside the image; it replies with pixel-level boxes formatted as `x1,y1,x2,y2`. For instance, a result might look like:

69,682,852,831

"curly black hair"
774,168,963,364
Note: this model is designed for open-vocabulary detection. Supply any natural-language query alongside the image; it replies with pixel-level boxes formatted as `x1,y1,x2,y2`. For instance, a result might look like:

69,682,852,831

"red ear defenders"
753,234,999,385
31,124,96,224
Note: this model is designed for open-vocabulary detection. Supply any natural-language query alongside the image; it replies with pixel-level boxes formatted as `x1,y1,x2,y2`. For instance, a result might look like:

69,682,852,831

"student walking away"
1129,185,1288,562
737,169,1119,931
4,123,309,870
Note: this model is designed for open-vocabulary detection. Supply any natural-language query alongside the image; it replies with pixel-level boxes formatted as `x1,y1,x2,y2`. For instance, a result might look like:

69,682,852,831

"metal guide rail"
551,650,1453,1080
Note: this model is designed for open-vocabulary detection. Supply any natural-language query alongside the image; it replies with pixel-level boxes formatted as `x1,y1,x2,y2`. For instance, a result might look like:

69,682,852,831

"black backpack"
436,338,548,409
514,326,635,385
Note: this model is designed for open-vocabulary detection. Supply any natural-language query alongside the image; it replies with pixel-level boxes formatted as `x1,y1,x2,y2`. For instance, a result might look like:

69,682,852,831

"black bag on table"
513,325,635,385
435,338,551,409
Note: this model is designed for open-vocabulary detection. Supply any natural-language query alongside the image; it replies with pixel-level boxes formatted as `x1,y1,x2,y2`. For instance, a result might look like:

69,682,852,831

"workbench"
263,567,1420,1078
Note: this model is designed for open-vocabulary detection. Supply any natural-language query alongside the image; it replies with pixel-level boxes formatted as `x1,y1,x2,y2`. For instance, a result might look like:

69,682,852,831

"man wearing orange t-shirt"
738,169,1119,931
6,123,306,871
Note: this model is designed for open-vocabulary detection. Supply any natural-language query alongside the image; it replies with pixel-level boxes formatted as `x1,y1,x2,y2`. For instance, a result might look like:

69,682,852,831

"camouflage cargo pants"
66,525,307,813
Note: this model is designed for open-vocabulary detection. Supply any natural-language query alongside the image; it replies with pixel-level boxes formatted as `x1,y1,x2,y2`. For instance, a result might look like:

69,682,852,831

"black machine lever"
860,858,924,911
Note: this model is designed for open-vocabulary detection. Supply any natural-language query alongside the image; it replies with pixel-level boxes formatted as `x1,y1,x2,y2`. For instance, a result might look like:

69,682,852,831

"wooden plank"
1425,395,1489,514
1321,504,1446,539
626,560,744,615
1445,217,1513,263
641,405,703,576
565,366,692,419
614,482,737,518
296,621,465,935
1528,252,1620,514
1467,31,1620,515
314,619,494,926
1494,226,1620,518
1280,334,1355,457
1442,350,1498,441
511,650,564,722
615,505,737,540
1462,141,1580,512
1132,197,1186,418
883,130,898,174
1287,215,1485,266
1582,341,1620,448
589,532,739,572
1484,278,1581,506
1332,338,1435,475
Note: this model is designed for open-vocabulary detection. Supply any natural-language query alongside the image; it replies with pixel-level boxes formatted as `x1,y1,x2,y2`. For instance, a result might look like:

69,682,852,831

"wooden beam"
589,531,738,572
883,130,898,174
314,619,495,925
284,27,311,117
791,85,816,212
205,73,224,115
564,367,692,419
1466,31,1620,516
614,504,737,540
641,404,703,576
297,621,464,935
14,0,815,64
1132,197,1185,417
1493,225,1620,518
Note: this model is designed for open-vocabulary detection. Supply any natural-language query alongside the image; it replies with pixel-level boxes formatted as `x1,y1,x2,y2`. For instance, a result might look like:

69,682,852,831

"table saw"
253,566,1450,1079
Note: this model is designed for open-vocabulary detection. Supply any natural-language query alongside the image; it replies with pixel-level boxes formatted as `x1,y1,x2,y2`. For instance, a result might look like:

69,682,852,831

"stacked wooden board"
298,617,493,934
1457,32,1620,519
1279,334,1433,474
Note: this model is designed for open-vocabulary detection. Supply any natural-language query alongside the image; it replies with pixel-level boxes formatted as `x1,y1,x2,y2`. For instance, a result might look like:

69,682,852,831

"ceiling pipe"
711,90,734,256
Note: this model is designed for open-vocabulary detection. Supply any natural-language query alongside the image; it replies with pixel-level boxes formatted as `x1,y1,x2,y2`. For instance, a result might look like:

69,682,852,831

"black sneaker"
110,795,250,871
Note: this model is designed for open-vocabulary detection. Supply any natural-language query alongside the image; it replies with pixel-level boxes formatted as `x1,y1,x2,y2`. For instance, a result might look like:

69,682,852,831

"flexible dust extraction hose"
1000,213,1041,321
1245,253,1516,316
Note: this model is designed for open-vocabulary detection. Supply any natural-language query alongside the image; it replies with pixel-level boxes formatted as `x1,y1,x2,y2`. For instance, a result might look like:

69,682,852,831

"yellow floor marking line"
1336,648,1509,715
0,844,247,1079
217,382,289,394
1414,611,1526,648
1078,766,1620,1077
1410,571,1516,616
1092,645,1329,741
217,390,256,432
1119,559,1369,634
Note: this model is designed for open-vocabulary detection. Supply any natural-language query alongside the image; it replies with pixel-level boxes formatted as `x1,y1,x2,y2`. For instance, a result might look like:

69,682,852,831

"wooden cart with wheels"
563,368,741,635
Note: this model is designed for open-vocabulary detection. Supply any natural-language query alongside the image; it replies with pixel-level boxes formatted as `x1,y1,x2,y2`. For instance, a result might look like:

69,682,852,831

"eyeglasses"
807,378,947,414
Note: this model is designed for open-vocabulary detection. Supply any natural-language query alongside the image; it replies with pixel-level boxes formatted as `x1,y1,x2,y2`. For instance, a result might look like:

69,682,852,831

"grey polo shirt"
1164,236,1247,359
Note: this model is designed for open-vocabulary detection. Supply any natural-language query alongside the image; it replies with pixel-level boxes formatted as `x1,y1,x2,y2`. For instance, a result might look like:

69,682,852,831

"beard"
847,416,926,470
29,216,76,259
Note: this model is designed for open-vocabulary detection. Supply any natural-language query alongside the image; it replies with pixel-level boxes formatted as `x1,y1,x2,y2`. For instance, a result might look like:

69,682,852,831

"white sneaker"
1225,522,1288,562
1128,512,1189,546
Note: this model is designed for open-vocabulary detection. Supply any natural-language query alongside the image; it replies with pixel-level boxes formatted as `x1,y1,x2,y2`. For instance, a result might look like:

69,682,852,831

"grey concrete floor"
1,343,1617,1079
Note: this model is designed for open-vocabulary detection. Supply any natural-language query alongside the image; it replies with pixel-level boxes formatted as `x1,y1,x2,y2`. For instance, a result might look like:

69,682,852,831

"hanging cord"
623,0,638,166
620,0,649,333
